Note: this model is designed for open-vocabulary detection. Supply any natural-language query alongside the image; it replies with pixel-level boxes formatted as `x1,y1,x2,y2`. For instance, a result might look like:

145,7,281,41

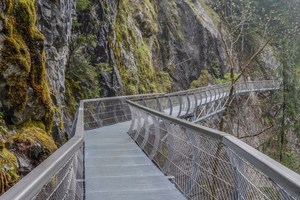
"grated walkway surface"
84,121,186,200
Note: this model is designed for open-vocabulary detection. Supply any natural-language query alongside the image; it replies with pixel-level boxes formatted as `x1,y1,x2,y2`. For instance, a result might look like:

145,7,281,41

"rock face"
0,0,53,131
0,0,278,141
0,0,61,192
155,0,228,90
67,0,122,99
66,0,229,101
0,0,299,192
35,0,75,137
0,0,75,141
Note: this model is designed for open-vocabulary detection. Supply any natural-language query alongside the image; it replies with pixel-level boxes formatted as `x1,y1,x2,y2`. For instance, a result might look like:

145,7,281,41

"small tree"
207,0,300,194
209,0,297,131
210,0,300,176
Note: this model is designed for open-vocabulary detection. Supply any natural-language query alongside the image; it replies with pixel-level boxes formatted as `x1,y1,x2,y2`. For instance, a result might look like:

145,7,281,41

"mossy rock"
0,0,54,132
6,127,57,165
190,70,214,89
0,148,20,194
18,120,46,131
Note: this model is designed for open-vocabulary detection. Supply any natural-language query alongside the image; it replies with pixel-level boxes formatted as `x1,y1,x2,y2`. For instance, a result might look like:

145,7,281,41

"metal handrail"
170,80,280,95
0,81,285,199
0,101,85,200
0,93,164,200
126,100,300,199
82,93,165,103
131,80,280,121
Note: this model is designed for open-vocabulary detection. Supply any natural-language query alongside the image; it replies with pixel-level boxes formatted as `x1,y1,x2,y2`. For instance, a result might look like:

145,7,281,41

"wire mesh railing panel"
157,97,170,112
226,148,297,200
84,99,132,130
168,96,181,116
31,147,84,200
143,98,160,110
127,100,300,200
128,105,235,199
131,80,280,123
83,94,164,130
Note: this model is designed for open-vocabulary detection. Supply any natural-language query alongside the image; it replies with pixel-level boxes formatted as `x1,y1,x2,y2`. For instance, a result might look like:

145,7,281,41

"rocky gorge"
0,0,299,193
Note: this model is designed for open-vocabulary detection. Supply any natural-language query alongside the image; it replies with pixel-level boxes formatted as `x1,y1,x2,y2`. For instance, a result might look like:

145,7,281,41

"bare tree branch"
238,125,274,139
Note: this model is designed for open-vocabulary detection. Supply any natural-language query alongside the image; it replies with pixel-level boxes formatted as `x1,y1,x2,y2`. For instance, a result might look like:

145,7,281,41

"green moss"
6,127,57,162
0,0,54,132
185,0,205,23
216,73,238,84
199,0,221,26
282,151,300,174
18,120,46,131
113,0,172,94
76,0,92,12
65,79,77,115
190,70,214,88
0,148,20,194
159,71,173,92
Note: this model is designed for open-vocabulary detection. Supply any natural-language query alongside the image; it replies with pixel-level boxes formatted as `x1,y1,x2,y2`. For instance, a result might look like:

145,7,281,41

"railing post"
177,95,182,117
156,97,163,112
162,120,175,174
149,115,160,160
128,105,137,135
228,150,249,199
185,129,200,195
141,112,150,149
192,93,198,120
185,94,191,116
134,110,143,141
168,96,173,116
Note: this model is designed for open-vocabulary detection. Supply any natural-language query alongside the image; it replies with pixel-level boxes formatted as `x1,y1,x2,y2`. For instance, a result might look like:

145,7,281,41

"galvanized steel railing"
0,94,163,200
0,80,292,200
127,100,300,200
134,80,280,122
83,94,164,130
0,101,85,200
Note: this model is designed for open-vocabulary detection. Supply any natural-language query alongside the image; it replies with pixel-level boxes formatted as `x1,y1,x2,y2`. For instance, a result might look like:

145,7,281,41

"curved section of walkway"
134,80,280,121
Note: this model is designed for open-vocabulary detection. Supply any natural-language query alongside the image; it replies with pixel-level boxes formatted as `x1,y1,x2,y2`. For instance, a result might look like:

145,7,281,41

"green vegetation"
190,70,214,88
6,126,57,162
0,148,19,194
216,73,238,84
282,151,300,174
76,0,92,11
66,17,100,114
210,0,300,172
0,0,54,132
0,1,59,193
190,71,239,89
113,0,172,94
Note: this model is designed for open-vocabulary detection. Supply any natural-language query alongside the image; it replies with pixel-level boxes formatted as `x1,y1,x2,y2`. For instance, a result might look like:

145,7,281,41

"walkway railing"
127,100,300,199
1,80,298,200
0,94,162,200
133,80,280,122
0,101,85,200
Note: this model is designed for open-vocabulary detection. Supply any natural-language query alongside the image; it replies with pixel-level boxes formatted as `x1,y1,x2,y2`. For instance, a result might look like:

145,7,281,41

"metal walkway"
85,121,186,200
2,81,300,200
